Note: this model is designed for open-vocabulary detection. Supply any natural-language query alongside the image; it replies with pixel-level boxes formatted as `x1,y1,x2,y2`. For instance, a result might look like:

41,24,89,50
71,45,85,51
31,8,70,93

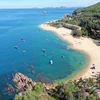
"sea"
0,8,89,100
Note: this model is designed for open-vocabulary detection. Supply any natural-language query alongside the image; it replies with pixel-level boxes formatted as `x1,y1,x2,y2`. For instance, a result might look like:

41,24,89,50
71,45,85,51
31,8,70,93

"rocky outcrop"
13,73,36,91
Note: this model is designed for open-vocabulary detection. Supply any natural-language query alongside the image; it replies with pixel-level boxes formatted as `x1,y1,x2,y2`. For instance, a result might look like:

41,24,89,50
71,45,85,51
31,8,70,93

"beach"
39,23,100,80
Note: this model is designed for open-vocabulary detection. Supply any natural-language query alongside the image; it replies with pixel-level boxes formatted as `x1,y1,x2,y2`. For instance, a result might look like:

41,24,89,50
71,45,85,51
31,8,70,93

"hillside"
49,2,100,40
73,2,100,14
67,2,100,39
13,73,100,100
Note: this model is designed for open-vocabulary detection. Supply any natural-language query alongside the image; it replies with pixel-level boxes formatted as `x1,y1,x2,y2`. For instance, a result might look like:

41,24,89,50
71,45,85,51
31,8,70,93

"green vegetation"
73,2,100,39
73,28,82,36
48,2,100,40
48,21,62,28
14,74,100,100
67,2,100,39
14,82,55,100
14,3,100,100
49,78,99,100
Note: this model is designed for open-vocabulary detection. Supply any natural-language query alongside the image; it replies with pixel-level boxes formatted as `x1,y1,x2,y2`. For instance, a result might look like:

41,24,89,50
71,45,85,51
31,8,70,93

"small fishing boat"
21,38,23,40
42,10,47,14
61,55,65,58
44,54,47,57
21,38,25,42
42,49,45,52
22,50,26,53
14,46,18,49
49,60,53,65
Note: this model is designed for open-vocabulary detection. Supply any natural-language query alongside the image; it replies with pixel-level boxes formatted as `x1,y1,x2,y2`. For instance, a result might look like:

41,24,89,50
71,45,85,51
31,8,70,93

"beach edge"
39,23,100,81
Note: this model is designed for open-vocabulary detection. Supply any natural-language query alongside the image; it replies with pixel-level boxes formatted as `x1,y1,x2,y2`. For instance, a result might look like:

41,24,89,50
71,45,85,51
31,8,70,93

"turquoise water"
0,8,89,99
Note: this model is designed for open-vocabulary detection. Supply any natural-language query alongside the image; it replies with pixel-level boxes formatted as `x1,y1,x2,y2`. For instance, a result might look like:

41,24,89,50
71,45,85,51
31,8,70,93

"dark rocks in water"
13,72,54,93
31,65,34,69
3,84,15,96
13,73,36,92
31,70,35,74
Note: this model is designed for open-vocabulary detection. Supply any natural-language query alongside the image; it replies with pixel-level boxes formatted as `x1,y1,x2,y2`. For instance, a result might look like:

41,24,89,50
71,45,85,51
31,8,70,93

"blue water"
0,8,89,99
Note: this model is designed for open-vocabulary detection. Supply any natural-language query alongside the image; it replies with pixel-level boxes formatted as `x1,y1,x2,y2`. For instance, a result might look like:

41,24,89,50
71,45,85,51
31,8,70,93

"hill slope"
48,2,100,39
52,2,100,39
73,2,100,14
71,2,100,39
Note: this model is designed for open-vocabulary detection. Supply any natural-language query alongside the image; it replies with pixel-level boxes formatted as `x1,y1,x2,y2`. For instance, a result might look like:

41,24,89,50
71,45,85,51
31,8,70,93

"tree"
64,91,74,100
73,29,82,36
33,82,44,93
87,94,98,100
50,82,75,100
81,27,88,36
77,92,87,100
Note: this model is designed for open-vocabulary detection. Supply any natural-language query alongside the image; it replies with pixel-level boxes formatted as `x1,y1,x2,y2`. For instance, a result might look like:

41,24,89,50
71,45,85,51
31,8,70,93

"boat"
21,38,25,42
42,49,45,52
61,55,65,58
14,46,18,49
44,54,47,57
52,52,54,54
49,60,53,65
42,10,47,14
22,50,26,53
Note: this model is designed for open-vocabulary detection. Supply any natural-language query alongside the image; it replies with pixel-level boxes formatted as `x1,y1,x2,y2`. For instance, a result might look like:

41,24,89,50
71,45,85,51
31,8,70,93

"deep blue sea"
0,8,89,100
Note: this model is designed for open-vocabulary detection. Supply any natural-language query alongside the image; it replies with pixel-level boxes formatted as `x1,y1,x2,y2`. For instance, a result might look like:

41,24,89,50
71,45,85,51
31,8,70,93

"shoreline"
39,23,100,80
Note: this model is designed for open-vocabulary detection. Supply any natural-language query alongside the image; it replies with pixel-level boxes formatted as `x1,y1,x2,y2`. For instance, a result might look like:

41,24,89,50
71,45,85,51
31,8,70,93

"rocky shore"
13,73,36,91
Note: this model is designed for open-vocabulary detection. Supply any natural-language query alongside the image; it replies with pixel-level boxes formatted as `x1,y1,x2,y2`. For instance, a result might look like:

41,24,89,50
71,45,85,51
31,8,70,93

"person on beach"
92,64,96,69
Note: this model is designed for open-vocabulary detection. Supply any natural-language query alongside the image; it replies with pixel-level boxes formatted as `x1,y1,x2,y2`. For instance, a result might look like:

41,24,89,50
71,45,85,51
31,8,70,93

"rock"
13,73,36,91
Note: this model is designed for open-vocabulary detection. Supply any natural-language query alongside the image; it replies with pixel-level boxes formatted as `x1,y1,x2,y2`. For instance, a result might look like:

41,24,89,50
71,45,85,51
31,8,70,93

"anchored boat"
49,60,53,65
14,46,18,49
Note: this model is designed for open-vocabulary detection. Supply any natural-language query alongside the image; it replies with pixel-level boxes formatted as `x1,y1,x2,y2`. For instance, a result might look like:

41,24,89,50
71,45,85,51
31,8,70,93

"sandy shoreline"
39,23,100,80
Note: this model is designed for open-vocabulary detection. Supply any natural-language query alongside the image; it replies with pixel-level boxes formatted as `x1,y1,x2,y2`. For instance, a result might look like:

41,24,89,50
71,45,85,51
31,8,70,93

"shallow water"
0,8,89,99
